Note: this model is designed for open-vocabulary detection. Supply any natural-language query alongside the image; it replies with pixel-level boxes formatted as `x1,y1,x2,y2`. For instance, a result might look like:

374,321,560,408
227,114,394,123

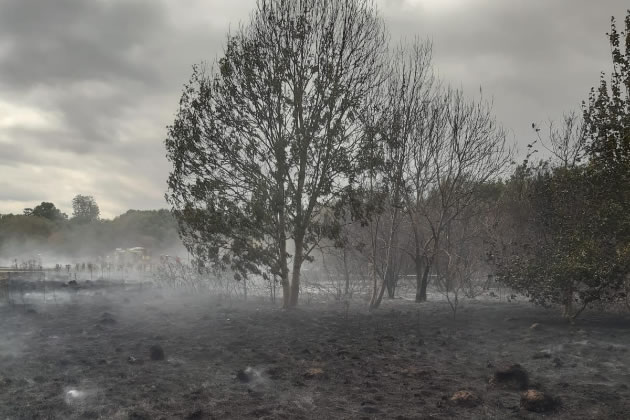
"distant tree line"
0,194,181,261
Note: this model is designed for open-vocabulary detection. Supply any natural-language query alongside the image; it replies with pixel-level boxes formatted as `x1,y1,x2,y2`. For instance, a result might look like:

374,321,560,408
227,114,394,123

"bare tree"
532,111,587,169
403,90,444,303
434,197,496,317
408,88,512,302
359,38,434,310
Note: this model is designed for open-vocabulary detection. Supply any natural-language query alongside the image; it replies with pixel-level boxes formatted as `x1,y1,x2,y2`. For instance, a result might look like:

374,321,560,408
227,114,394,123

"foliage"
71,195,100,223
493,165,627,317
494,12,630,317
166,0,387,307
583,11,630,174
583,11,630,248
0,213,55,244
23,202,68,221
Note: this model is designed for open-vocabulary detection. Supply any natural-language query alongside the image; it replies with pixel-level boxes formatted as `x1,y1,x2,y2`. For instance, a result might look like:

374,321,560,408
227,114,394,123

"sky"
0,0,627,218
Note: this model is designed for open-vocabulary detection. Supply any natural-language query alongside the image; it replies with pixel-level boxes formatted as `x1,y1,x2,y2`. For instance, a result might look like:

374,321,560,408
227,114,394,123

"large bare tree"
355,39,434,309
406,88,511,302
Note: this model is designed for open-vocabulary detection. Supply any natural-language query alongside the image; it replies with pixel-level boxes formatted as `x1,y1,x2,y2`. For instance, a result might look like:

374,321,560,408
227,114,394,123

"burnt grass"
1,288,630,419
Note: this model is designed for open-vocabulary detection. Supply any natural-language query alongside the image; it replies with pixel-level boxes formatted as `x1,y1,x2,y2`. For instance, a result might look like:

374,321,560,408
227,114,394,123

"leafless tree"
359,38,435,310
407,87,512,302
434,202,495,317
532,111,587,169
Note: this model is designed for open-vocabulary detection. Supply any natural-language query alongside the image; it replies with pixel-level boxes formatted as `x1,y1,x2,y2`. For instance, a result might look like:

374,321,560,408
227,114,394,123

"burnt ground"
1,287,630,419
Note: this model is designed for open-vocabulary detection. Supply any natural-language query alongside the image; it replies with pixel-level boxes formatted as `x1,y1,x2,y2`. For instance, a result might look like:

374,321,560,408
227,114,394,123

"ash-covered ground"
1,284,629,419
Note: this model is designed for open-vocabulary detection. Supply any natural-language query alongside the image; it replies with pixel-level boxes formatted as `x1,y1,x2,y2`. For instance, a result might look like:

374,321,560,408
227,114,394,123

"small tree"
71,195,100,223
357,38,435,309
435,184,501,317
494,12,630,319
29,202,68,221
408,88,511,302
493,163,604,318
582,12,630,268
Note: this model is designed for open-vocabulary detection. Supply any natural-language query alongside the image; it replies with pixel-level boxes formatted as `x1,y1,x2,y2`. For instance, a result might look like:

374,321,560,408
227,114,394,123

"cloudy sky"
0,0,627,218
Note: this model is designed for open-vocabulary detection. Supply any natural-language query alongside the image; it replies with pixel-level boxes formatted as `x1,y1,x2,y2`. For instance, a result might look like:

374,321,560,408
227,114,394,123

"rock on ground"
520,389,558,412
450,390,481,407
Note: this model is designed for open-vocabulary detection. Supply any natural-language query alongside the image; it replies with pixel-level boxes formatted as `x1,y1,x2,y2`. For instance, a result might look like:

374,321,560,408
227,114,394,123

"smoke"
63,382,101,412
0,335,25,359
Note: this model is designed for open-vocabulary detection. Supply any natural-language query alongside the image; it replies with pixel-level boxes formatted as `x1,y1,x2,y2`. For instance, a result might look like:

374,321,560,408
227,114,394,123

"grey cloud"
0,0,236,155
0,141,31,167
381,0,627,153
0,0,627,216
0,0,165,89
0,180,44,202
0,0,171,153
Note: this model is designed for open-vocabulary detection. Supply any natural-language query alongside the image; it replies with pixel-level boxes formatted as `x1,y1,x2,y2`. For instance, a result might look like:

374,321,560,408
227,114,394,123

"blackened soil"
1,291,629,419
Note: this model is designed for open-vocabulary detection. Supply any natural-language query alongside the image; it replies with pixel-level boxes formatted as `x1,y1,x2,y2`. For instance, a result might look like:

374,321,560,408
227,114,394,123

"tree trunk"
386,226,399,298
412,225,429,302
369,260,378,306
289,235,304,307
386,263,395,298
281,273,290,308
279,236,290,308
278,208,290,308
417,238,441,302
343,247,350,296
414,254,423,301
370,209,399,310
416,262,431,302
371,273,388,310
369,221,379,306
561,284,574,319
369,254,388,310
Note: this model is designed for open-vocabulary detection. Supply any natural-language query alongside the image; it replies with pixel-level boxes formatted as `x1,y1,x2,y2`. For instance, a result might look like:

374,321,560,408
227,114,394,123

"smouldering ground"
1,287,630,419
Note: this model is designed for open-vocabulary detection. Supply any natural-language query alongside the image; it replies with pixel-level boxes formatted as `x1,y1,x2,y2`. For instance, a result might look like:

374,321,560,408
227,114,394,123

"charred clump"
185,409,208,419
236,368,253,383
490,363,529,390
99,312,116,325
149,345,165,361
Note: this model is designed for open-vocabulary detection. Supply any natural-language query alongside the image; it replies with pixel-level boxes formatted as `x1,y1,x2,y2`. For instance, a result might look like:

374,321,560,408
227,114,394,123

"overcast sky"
0,0,627,218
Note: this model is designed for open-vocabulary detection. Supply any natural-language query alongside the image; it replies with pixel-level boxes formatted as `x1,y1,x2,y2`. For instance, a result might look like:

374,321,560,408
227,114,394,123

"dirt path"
1,290,629,419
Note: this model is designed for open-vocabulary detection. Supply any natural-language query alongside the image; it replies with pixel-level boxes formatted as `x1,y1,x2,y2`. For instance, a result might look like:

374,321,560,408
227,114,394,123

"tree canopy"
24,202,68,221
493,11,630,318
166,0,388,307
72,195,100,223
